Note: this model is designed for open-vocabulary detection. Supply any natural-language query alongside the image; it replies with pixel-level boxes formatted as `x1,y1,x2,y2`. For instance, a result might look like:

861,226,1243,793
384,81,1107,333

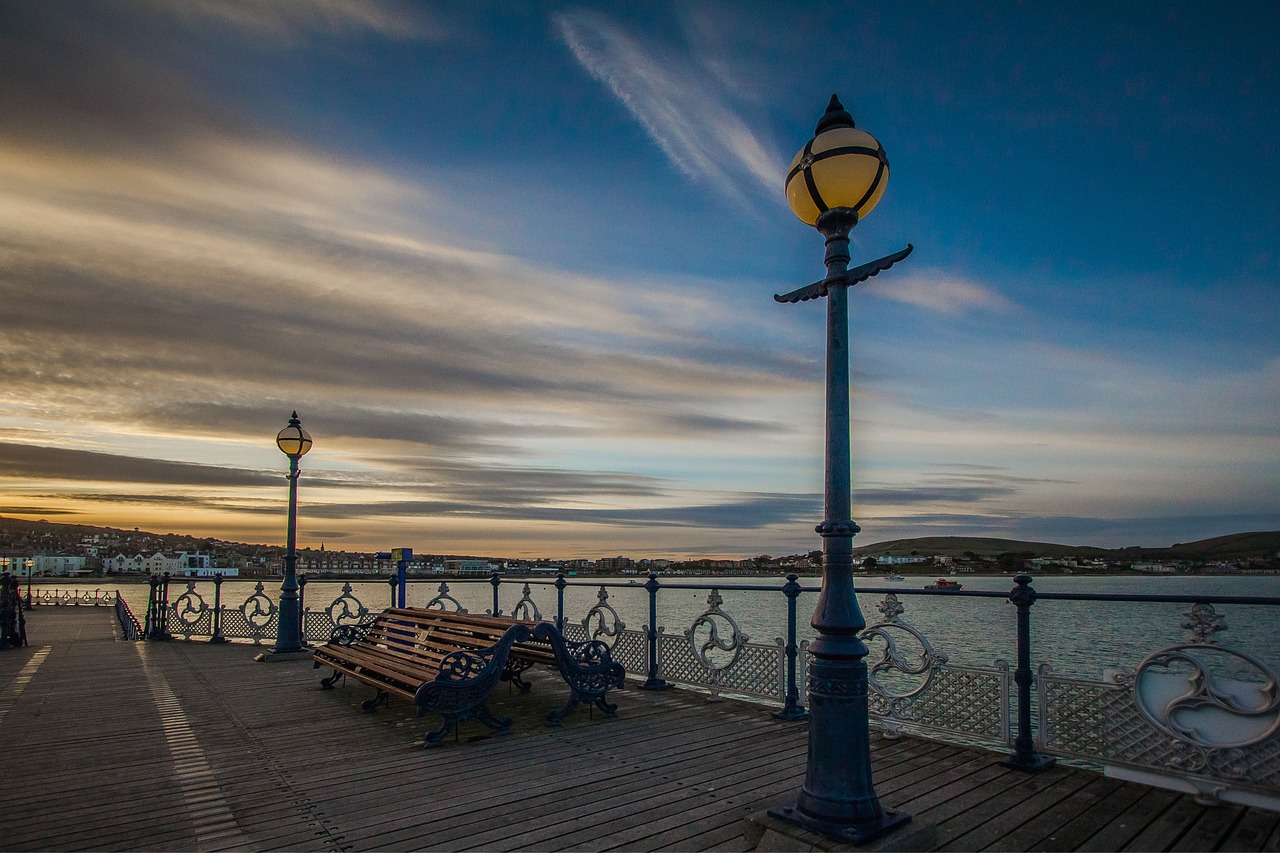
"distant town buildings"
0,519,1276,578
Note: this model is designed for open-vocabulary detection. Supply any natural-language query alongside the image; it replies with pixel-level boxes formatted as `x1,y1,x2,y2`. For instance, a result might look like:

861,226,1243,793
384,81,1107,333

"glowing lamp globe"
785,94,889,226
276,411,313,458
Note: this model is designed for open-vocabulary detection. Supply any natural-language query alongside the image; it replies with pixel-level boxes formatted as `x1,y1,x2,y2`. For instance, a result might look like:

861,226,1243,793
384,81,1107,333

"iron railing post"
144,574,157,639
555,573,567,631
774,573,808,720
209,573,227,644
641,571,669,690
150,572,172,640
298,574,308,644
1002,574,1055,771
490,571,502,616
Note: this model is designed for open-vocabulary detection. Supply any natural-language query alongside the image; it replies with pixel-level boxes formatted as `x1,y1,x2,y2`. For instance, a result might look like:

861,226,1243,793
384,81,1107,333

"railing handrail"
274,573,1280,606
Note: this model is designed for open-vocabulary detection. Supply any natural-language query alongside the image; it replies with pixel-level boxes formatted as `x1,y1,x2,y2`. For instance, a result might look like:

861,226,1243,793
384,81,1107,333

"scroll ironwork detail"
512,583,542,622
581,587,625,647
424,582,467,613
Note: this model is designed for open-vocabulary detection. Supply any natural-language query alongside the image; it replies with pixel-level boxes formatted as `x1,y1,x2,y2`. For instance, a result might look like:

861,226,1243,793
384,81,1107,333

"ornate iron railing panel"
869,662,1011,744
30,588,118,607
794,593,1013,745
562,584,649,674
1038,603,1280,808
647,591,786,701
169,582,213,639
423,582,467,613
657,630,785,700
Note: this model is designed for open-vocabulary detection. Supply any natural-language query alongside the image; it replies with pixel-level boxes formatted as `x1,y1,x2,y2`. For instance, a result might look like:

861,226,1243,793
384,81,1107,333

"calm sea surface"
76,573,1280,680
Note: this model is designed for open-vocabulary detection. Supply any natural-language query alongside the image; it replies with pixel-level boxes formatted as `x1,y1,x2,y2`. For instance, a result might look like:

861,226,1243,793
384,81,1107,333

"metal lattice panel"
167,606,212,640
1040,674,1280,798
657,632,785,700
218,609,278,644
610,630,648,675
868,665,1010,744
303,611,336,641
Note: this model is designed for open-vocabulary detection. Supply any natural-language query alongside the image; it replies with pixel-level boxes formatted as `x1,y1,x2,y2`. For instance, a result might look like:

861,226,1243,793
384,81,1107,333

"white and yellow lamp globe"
785,94,889,226
276,411,313,459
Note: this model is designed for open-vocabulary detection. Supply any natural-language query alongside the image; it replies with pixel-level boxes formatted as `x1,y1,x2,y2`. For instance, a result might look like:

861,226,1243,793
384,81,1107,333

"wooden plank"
1072,787,1180,852
1121,794,1207,852
995,774,1132,852
1168,803,1247,852
925,764,1074,849
944,771,1097,850
1219,808,1280,852
1265,814,1280,852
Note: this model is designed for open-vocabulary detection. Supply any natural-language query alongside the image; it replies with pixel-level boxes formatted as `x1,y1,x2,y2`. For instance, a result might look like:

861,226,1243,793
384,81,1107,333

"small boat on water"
925,578,963,590
883,574,905,582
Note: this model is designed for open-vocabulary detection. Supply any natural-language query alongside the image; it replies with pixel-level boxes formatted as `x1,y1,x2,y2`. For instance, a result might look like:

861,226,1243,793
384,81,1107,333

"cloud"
0,506,79,517
857,511,1280,550
0,443,280,488
553,9,782,206
299,491,820,530
868,268,1017,315
158,0,441,42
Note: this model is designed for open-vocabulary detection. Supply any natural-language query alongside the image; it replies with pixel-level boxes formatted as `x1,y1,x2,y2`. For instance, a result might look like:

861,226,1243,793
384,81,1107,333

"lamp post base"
767,803,911,847
1001,752,1056,773
771,705,808,722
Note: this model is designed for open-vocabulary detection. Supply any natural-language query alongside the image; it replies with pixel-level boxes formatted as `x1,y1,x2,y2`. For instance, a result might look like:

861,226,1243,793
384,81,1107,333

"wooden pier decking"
1,609,1277,852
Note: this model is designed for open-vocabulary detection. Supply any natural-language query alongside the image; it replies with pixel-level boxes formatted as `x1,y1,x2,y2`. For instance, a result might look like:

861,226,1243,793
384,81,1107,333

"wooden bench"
312,608,624,746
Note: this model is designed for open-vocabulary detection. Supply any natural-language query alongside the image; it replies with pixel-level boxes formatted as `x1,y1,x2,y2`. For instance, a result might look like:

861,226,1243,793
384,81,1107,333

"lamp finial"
815,94,855,134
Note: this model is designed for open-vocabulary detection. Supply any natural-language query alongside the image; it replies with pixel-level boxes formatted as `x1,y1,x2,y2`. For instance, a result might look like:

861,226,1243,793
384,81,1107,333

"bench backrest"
379,608,557,666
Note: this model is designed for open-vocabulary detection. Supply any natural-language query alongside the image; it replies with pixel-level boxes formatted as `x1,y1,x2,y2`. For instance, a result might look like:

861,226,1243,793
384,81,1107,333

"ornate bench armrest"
328,618,377,646
532,622,626,726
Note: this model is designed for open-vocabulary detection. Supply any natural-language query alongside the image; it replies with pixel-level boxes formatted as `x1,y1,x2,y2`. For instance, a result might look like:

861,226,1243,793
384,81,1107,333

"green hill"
1165,531,1280,559
853,536,1111,558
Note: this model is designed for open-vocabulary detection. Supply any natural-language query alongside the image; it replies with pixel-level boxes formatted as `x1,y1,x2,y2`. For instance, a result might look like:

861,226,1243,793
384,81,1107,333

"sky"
1,1,1277,558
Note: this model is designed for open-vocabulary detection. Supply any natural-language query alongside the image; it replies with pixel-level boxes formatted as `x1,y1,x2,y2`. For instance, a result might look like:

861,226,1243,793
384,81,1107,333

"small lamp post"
24,558,33,609
272,411,312,655
767,95,913,844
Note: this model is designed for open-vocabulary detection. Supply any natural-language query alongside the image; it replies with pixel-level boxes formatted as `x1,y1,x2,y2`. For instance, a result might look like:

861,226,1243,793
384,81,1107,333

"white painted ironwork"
1038,603,1280,809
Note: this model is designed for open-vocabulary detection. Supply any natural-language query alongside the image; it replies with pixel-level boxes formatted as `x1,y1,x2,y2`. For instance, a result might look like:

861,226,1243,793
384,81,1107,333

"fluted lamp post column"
768,95,913,845
271,411,312,656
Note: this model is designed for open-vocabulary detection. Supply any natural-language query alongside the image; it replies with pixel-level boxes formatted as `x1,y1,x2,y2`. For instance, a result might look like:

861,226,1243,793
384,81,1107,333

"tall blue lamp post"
768,95,913,844
273,411,312,655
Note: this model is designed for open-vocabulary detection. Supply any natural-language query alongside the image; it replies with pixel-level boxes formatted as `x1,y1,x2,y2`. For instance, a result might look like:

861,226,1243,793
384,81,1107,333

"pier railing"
27,587,119,608
137,570,1279,810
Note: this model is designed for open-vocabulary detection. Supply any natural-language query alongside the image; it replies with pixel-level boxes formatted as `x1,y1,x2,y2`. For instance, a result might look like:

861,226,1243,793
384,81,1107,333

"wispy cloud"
553,9,782,206
150,0,441,43
868,268,1017,315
